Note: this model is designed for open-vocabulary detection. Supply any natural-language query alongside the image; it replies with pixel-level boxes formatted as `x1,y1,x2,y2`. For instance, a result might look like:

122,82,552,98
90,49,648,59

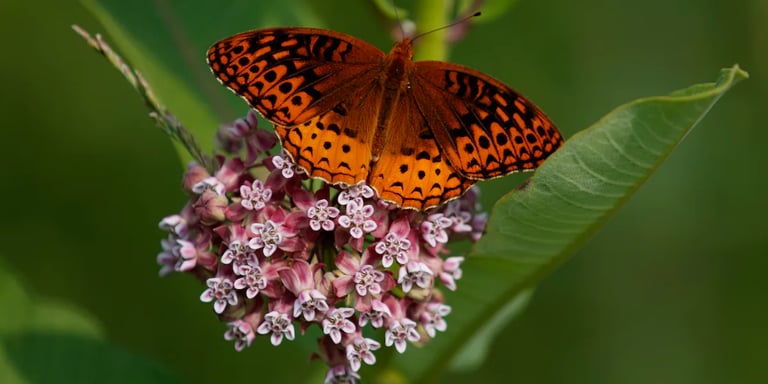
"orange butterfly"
207,27,563,210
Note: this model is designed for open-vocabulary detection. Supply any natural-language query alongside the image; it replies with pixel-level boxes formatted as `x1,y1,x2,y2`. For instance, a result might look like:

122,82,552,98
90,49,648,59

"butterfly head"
389,38,414,62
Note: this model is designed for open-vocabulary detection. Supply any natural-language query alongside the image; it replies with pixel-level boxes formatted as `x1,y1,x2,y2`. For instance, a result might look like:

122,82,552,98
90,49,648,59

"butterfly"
207,27,563,210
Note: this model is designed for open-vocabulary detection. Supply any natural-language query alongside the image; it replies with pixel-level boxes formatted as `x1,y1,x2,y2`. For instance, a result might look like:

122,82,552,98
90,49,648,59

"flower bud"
194,190,227,225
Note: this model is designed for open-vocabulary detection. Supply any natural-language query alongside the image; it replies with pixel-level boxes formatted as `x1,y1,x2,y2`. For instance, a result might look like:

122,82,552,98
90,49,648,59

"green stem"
413,0,452,61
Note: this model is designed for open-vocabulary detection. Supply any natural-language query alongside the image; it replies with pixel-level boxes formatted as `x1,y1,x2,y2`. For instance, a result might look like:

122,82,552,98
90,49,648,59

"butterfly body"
208,27,563,210
370,39,414,161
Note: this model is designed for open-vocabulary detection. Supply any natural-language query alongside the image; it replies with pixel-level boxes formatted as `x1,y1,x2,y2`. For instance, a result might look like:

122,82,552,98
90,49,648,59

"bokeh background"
1,0,765,383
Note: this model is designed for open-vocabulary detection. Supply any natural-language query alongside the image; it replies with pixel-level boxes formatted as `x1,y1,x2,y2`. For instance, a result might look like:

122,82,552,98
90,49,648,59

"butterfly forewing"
412,61,563,180
207,28,385,126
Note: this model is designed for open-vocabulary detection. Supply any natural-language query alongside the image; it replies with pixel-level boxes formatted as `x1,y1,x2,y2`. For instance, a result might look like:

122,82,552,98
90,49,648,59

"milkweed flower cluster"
157,110,487,383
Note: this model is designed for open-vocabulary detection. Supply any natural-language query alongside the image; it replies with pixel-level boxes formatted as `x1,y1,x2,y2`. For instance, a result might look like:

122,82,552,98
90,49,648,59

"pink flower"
385,318,420,353
421,302,451,338
224,320,255,351
158,214,188,237
200,276,238,314
439,256,465,291
421,213,453,248
332,249,394,312
247,206,304,258
257,310,295,346
235,258,289,299
233,264,267,299
271,151,304,179
239,179,272,211
192,176,225,195
153,108,490,383
324,365,361,384
308,199,340,232
358,297,393,329
157,232,217,276
220,224,258,274
443,200,473,233
182,162,210,193
156,236,197,275
193,189,228,225
279,260,329,321
249,220,282,257
471,212,488,241
374,217,414,267
337,198,377,239
397,261,434,293
322,307,357,344
337,182,375,205
257,298,296,346
214,157,246,192
345,335,380,372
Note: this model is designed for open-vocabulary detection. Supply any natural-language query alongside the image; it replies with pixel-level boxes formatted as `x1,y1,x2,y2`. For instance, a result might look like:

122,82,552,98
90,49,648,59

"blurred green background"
1,0,765,383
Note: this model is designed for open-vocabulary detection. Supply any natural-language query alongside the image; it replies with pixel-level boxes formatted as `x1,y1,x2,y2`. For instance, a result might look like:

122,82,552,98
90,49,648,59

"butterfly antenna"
391,0,406,40
412,11,481,42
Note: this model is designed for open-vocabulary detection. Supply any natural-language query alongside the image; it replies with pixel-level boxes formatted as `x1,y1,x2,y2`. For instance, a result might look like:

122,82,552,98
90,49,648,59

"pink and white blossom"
421,302,451,338
374,217,414,267
384,318,420,353
155,110,490,383
337,198,377,239
324,365,361,384
271,151,304,179
224,320,255,351
322,307,357,344
257,310,295,346
421,213,453,248
358,298,392,329
345,336,380,372
233,265,267,298
307,199,340,231
240,179,272,211
397,261,434,293
200,277,237,314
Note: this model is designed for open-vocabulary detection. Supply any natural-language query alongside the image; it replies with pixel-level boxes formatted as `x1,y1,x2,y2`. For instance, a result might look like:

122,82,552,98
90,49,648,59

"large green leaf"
393,66,747,382
0,264,183,384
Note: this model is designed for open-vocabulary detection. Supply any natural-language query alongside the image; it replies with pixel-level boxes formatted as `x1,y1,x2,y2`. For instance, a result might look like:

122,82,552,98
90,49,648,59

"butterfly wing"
209,27,389,186
368,91,476,210
207,27,385,126
275,81,384,186
411,61,563,180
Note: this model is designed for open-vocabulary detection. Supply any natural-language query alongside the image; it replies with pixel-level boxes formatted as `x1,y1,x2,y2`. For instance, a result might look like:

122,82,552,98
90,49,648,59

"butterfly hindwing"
368,92,476,210
275,75,383,186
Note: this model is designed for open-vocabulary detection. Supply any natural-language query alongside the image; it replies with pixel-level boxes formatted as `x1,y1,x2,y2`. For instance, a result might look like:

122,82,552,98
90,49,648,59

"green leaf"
393,66,748,382
449,289,533,371
3,333,184,384
0,262,183,384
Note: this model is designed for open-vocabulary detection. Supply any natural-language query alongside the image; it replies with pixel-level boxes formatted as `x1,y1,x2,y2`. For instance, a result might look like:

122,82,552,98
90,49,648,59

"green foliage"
0,265,182,383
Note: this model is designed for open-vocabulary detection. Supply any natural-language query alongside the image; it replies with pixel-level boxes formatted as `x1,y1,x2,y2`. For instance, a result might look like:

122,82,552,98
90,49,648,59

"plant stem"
413,0,452,61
